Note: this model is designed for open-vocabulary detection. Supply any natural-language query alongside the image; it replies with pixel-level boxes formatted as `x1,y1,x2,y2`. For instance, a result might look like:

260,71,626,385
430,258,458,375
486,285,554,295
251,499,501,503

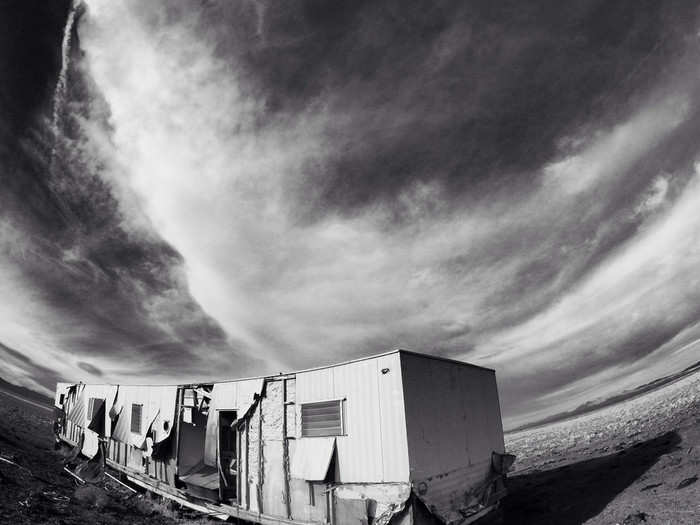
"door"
218,410,237,501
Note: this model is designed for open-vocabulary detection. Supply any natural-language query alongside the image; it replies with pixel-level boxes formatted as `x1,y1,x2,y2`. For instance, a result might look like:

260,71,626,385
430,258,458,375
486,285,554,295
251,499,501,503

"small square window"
131,404,143,434
301,400,344,437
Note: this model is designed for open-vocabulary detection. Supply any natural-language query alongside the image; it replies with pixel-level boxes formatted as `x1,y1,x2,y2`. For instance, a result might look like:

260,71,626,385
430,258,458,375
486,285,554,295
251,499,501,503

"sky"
1,0,700,428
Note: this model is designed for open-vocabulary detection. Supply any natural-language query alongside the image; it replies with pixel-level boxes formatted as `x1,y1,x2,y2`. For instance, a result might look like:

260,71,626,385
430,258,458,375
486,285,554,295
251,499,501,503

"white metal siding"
376,353,410,482
295,353,409,483
333,357,383,482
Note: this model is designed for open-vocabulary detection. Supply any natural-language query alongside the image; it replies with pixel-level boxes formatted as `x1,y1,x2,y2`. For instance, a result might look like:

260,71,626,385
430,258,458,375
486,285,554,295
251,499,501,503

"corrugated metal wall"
295,352,409,483
400,352,505,482
400,354,505,522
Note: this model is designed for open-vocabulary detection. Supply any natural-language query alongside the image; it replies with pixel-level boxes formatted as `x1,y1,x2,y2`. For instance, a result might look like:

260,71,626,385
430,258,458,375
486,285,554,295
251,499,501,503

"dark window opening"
87,397,102,421
131,404,143,433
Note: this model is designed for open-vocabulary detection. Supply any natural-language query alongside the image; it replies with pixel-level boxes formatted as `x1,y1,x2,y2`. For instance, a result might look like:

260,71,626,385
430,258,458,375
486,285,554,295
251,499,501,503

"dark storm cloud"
4,0,700,428
181,0,699,221
0,0,265,391
0,1,70,134
75,0,700,426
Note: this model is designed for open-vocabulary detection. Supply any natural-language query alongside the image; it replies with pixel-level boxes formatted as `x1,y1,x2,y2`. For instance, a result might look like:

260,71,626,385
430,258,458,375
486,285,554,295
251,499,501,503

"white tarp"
290,437,336,481
66,384,86,424
110,385,177,448
82,384,109,458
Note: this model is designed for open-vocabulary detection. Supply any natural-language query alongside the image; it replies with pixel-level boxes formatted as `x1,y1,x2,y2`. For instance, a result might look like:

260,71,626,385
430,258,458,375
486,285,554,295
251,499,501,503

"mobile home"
55,350,510,524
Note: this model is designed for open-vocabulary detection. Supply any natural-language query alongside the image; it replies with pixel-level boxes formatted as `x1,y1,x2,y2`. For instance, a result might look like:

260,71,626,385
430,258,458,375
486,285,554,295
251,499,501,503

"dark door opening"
218,410,237,502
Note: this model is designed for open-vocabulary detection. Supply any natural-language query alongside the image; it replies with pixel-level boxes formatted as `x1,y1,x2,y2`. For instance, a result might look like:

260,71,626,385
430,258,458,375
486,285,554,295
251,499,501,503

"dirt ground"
0,391,218,525
500,371,700,524
0,371,698,525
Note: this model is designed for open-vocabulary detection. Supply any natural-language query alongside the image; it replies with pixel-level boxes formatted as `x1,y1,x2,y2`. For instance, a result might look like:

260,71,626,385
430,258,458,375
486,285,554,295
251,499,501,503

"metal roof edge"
397,349,496,373
57,348,494,388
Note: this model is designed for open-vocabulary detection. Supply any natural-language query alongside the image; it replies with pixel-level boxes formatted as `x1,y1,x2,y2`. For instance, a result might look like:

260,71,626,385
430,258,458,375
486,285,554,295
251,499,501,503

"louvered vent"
301,400,344,437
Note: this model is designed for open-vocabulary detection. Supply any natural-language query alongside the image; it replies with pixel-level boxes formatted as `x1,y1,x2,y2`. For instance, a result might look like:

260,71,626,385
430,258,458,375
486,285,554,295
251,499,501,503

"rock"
622,511,648,524
676,475,697,489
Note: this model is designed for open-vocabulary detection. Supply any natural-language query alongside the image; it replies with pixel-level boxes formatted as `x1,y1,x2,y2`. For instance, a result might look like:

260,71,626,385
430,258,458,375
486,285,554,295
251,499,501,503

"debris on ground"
675,475,697,489
621,511,648,524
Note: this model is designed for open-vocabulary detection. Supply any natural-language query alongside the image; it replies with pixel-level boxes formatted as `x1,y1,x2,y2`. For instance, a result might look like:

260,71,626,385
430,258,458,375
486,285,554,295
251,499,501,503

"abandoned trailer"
54,349,512,524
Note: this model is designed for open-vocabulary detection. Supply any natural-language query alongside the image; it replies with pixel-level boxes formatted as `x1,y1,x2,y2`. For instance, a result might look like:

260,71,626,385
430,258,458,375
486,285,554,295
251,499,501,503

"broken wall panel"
240,418,250,509
334,483,411,525
400,352,506,523
247,403,261,513
261,380,287,518
203,378,263,466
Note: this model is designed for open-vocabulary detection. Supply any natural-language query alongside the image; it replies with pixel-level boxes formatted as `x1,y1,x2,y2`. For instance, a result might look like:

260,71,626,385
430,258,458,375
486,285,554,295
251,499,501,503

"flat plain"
502,371,700,524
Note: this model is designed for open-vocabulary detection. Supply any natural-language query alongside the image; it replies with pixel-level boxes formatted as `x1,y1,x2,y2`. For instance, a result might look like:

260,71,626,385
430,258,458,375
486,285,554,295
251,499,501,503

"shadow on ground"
498,431,681,525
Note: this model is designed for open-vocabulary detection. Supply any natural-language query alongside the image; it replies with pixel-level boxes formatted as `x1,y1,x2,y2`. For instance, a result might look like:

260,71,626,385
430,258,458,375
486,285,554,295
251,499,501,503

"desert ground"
501,370,700,524
0,372,698,524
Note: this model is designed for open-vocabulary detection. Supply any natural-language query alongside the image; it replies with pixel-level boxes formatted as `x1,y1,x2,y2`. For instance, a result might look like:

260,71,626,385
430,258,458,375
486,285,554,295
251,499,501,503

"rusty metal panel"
413,457,492,523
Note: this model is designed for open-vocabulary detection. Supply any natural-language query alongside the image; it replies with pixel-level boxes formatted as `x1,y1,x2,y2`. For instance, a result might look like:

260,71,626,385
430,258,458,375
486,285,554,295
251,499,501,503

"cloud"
77,361,103,377
483,167,700,424
3,0,700,427
0,341,60,397
543,97,688,195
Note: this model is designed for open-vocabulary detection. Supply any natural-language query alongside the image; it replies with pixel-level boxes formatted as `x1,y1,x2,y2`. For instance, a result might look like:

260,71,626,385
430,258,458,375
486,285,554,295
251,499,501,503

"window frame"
87,397,102,421
300,398,345,438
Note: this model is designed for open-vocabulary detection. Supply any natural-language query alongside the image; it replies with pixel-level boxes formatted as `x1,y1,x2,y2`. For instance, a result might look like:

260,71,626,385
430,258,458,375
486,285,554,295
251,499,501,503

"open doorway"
218,410,237,502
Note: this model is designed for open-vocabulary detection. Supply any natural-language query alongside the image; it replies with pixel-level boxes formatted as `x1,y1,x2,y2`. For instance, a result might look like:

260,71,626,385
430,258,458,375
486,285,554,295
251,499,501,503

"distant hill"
0,376,53,407
509,359,700,433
